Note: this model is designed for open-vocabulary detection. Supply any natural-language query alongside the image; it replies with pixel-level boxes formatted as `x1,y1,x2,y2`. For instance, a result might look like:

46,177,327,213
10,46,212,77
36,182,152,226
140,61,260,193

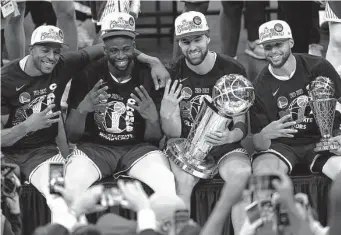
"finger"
280,129,298,134
152,74,159,91
134,181,145,194
251,218,264,229
117,180,126,193
280,134,295,138
329,136,341,143
174,84,183,97
94,104,109,113
42,104,56,115
130,93,142,104
134,87,146,101
45,111,61,119
164,79,171,95
127,102,139,111
206,132,223,138
91,79,104,92
170,80,179,94
94,86,109,97
272,179,281,190
53,185,66,196
46,118,60,125
177,95,186,103
280,121,297,128
139,86,151,100
278,114,293,123
91,205,108,213
159,75,168,88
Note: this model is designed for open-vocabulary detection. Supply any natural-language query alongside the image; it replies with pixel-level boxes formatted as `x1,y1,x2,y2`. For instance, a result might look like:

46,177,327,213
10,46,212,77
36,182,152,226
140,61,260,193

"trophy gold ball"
165,74,255,179
308,76,340,152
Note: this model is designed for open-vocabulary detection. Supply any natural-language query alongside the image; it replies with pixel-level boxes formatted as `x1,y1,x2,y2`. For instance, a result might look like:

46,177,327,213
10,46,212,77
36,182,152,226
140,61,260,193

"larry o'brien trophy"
165,74,255,179
308,76,340,152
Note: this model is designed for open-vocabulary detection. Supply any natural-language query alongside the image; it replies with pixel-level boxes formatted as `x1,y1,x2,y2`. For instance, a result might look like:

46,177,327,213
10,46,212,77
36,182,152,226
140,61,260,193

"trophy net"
311,98,336,139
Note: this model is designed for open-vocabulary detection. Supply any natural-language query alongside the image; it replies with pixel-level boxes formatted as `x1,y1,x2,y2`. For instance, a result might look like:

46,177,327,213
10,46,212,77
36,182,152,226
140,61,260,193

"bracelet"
232,122,247,139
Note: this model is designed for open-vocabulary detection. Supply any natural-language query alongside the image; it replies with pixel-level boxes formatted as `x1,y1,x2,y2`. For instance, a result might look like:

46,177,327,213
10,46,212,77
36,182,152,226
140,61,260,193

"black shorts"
2,145,64,182
74,142,160,179
252,142,333,174
210,142,249,165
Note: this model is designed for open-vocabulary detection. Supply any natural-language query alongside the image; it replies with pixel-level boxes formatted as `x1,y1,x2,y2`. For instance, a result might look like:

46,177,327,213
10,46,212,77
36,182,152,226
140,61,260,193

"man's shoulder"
252,65,272,88
294,53,330,71
1,59,20,77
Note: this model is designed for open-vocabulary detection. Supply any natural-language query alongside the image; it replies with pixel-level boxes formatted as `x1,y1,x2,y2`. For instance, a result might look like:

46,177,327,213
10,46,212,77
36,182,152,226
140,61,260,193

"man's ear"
289,38,294,49
206,35,211,44
28,45,33,55
103,45,108,56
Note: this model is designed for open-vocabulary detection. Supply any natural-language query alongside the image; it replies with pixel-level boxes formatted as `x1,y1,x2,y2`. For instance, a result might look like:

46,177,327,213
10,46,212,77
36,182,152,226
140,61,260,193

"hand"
129,86,159,122
261,114,297,140
150,59,170,90
24,104,61,132
240,218,264,235
328,135,341,155
271,172,295,206
77,79,110,114
160,80,184,119
117,180,150,212
5,192,20,214
54,185,107,216
205,130,235,146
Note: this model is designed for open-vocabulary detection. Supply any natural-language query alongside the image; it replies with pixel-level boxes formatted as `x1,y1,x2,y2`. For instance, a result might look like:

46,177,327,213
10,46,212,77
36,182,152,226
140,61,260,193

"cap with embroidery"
258,20,292,44
30,25,68,48
101,12,137,40
175,11,209,40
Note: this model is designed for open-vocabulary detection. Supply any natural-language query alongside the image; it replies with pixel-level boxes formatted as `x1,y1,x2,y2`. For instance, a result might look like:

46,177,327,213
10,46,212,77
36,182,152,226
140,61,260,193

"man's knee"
252,153,288,175
219,156,252,181
52,1,75,19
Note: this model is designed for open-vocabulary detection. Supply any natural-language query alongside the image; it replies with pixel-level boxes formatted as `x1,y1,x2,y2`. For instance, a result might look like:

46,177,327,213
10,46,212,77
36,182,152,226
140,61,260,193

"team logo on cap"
110,17,134,31
40,28,63,42
177,19,204,34
193,16,202,25
274,23,283,32
259,26,285,42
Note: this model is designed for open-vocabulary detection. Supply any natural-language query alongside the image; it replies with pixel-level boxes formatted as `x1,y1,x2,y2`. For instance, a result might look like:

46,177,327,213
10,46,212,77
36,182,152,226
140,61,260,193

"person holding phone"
250,20,341,180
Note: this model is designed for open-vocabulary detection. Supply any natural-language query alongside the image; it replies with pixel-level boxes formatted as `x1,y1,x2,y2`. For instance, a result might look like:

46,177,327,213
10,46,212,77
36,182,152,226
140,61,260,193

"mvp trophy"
308,76,340,152
165,74,255,179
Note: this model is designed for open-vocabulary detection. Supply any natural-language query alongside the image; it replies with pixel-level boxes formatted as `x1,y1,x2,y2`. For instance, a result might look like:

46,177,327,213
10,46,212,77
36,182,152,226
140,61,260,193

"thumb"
250,218,264,229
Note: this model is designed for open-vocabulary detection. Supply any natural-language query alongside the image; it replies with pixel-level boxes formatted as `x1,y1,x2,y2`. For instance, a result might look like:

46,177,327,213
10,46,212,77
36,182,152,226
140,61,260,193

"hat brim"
31,41,70,49
258,37,292,45
101,30,137,40
175,30,209,40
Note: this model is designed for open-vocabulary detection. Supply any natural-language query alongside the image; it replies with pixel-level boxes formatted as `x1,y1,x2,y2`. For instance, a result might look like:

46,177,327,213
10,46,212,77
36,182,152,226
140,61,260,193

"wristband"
232,121,247,139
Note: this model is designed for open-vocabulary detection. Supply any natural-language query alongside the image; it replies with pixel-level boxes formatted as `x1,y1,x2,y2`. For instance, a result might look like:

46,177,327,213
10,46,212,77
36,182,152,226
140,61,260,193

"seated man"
65,12,176,196
251,20,341,180
161,11,251,235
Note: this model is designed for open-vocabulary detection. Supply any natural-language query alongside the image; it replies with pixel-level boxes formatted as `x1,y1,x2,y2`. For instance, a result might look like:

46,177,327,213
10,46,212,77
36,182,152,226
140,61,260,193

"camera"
49,163,65,195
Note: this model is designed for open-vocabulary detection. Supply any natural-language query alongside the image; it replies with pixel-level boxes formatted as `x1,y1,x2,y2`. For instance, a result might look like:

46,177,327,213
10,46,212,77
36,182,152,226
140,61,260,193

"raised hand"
261,114,297,140
77,79,110,114
117,180,150,212
160,80,184,119
128,86,159,122
150,60,170,90
25,104,61,132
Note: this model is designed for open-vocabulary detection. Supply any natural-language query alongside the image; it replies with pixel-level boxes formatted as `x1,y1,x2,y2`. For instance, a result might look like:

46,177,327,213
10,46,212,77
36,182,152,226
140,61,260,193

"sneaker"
244,40,266,60
309,44,323,57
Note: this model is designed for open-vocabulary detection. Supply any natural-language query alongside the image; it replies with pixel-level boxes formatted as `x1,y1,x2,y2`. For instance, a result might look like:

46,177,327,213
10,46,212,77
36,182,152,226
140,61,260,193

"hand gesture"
328,135,341,155
150,60,170,90
117,180,150,212
25,104,61,132
261,114,297,140
129,86,159,122
240,217,264,235
271,172,295,206
160,80,184,119
54,185,108,217
205,130,235,146
78,79,110,114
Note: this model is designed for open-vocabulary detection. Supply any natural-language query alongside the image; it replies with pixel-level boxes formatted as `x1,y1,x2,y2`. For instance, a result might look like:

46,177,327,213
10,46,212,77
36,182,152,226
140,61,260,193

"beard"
185,48,208,66
268,50,290,68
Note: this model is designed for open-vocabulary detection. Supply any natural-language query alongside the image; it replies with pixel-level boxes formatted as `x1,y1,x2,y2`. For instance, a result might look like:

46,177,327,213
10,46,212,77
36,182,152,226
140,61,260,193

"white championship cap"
30,25,68,48
175,11,209,40
258,20,292,44
101,12,137,40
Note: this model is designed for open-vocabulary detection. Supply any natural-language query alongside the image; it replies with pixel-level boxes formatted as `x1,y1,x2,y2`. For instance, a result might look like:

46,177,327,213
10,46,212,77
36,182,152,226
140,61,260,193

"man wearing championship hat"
65,12,176,198
250,20,341,181
1,24,107,223
160,11,251,235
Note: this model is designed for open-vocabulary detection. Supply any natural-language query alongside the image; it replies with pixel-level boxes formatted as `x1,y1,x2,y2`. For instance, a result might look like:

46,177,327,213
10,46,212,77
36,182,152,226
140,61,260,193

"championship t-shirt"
167,53,247,138
1,50,90,152
250,53,341,146
68,57,158,146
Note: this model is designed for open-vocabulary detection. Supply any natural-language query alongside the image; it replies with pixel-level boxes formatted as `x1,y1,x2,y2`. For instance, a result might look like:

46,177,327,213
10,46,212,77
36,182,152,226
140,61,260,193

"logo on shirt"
181,87,193,100
19,92,31,104
277,96,288,109
16,84,26,92
272,87,280,97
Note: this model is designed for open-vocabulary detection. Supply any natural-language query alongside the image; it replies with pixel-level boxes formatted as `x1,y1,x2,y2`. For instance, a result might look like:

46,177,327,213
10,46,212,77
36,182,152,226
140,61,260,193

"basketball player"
250,20,341,181
161,11,251,235
64,13,176,198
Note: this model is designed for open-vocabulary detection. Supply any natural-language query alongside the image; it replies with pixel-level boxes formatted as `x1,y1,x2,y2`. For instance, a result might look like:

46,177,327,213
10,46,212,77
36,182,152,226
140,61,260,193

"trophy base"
165,138,218,179
315,140,341,152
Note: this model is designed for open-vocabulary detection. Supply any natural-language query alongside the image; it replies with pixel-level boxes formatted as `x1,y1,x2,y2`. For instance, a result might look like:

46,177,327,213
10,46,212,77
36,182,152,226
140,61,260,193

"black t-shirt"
1,51,90,152
250,53,341,146
68,57,159,146
167,53,247,138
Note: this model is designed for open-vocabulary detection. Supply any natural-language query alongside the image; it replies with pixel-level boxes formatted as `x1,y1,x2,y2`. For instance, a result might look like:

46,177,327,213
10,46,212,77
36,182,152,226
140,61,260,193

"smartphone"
174,209,190,235
49,163,65,195
245,201,262,223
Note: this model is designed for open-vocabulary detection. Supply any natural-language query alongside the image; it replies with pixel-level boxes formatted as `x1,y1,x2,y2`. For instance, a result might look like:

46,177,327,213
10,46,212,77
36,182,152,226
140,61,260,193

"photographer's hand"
240,218,264,235
5,192,20,214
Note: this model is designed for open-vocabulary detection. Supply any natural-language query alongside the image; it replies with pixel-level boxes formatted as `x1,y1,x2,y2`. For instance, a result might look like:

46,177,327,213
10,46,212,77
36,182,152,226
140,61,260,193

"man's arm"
55,115,71,157
160,107,182,138
229,114,246,142
1,115,29,147
65,109,88,143
144,118,162,143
